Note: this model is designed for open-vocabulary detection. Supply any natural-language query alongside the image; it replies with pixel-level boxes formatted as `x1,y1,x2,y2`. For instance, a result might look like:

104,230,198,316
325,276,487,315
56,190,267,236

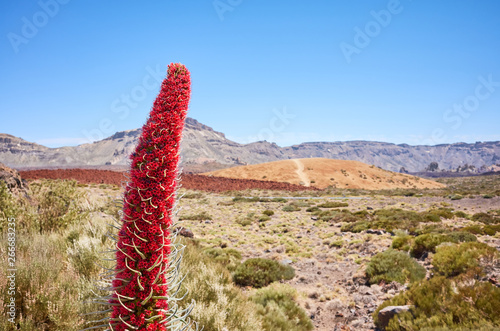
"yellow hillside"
203,158,446,190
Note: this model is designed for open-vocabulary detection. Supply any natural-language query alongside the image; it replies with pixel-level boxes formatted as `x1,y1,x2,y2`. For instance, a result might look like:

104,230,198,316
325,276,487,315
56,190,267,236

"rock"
377,305,412,330
351,318,365,328
370,284,383,295
274,245,286,253
352,266,369,286
359,285,373,296
281,259,293,265
382,281,403,293
326,299,350,318
0,162,28,196
176,227,194,238
366,229,384,235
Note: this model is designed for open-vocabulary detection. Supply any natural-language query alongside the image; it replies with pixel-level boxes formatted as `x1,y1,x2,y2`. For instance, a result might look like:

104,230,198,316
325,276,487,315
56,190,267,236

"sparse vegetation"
179,211,213,220
3,170,500,330
472,212,499,224
317,201,349,208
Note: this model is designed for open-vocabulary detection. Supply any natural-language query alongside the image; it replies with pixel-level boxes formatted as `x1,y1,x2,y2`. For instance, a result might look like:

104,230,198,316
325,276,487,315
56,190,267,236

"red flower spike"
109,63,191,331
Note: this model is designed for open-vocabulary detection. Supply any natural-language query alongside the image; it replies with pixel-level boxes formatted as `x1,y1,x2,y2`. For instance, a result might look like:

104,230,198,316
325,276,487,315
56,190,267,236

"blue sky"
1,0,499,148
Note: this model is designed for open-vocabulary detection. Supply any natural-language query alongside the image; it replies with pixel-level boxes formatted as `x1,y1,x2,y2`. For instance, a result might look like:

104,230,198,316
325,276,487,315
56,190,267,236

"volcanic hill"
204,158,446,190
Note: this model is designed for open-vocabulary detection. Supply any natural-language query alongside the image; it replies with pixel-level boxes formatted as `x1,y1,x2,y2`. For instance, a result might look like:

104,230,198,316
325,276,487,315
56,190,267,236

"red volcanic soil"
20,169,128,186
19,169,319,192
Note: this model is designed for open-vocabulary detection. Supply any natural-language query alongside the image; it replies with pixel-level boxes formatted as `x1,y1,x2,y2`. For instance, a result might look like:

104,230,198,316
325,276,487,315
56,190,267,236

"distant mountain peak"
0,118,499,173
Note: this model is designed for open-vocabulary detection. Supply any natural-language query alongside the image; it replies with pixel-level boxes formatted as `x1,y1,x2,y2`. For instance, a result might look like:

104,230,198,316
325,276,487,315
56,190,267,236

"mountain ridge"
1,117,499,173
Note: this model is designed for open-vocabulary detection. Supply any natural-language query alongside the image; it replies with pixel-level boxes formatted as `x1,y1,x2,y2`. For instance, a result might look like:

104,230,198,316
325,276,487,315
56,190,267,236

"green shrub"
0,232,91,330
410,233,454,258
317,201,349,208
373,276,500,330
183,192,204,199
329,240,343,248
282,204,300,212
329,211,363,223
421,213,441,223
236,217,253,226
203,247,242,272
391,232,412,251
179,211,212,220
342,209,429,233
447,231,477,243
262,209,274,216
472,212,499,225
306,206,320,212
366,249,426,285
270,197,287,203
233,197,288,203
450,194,463,200
454,211,469,218
233,258,295,288
433,242,498,277
178,240,265,330
251,283,313,331
340,221,370,233
66,229,80,244
67,237,101,279
483,194,494,199
425,208,454,220
0,182,19,232
415,224,449,236
258,215,271,222
373,208,423,233
233,196,260,203
483,224,500,236
461,225,483,235
290,201,310,208
354,210,369,217
462,224,500,236
30,180,88,233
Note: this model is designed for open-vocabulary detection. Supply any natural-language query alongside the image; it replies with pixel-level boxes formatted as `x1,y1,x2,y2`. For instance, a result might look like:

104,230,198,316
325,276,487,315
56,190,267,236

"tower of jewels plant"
86,63,196,331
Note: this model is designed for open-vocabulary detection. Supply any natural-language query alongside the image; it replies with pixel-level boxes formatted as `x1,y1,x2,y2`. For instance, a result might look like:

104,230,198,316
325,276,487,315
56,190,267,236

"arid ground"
14,168,500,330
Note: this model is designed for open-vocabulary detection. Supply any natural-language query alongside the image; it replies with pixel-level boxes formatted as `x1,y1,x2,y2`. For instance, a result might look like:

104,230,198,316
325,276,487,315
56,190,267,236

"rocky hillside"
1,118,499,172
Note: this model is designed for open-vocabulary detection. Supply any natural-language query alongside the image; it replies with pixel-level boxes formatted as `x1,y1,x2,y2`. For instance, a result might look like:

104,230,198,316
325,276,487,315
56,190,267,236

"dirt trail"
292,159,310,187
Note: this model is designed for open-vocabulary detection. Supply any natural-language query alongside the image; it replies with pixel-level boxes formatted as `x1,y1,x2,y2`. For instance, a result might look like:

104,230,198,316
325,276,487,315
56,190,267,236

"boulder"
0,162,28,196
176,226,194,238
377,305,412,330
